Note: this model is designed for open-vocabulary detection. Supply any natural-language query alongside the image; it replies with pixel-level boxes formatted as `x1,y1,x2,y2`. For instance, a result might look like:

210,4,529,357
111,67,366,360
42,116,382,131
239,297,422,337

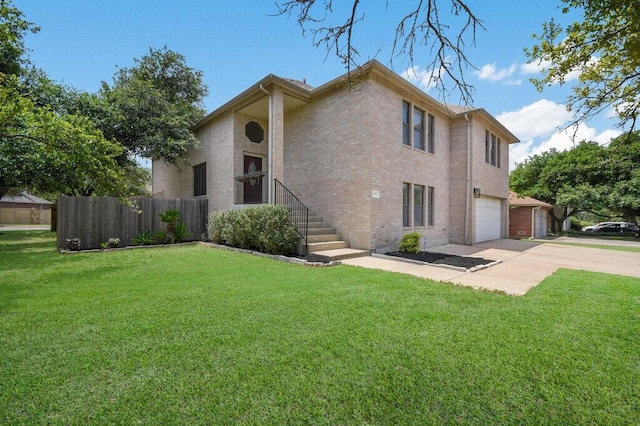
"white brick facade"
152,61,519,251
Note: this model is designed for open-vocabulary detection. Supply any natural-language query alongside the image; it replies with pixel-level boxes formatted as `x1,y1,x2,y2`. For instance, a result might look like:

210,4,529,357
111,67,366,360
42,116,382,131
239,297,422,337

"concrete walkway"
341,238,640,296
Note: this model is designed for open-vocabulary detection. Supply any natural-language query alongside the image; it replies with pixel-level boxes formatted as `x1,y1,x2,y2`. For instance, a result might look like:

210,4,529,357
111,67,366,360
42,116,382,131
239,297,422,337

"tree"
100,46,208,166
0,0,149,199
0,0,38,76
526,0,640,132
0,74,145,199
275,0,483,105
510,133,640,230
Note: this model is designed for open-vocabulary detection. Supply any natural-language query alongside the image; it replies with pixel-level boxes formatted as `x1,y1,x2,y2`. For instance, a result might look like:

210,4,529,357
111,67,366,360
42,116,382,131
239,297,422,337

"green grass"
542,241,640,253
1,232,639,424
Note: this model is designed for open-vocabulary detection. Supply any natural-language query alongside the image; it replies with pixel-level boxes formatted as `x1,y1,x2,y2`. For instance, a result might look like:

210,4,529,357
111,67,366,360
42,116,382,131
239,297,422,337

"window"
402,102,411,146
402,101,434,152
245,121,264,143
402,183,410,227
485,130,501,167
193,162,206,196
413,107,425,151
414,185,424,226
427,114,435,153
427,186,435,226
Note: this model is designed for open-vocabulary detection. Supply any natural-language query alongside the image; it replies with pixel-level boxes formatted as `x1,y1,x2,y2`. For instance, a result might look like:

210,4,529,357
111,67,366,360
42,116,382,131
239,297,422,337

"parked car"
581,222,639,233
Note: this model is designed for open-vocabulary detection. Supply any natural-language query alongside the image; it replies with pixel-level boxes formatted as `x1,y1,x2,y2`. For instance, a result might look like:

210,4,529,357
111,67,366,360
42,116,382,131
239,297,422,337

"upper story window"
427,114,435,154
402,101,434,153
485,130,501,168
402,102,411,146
413,108,425,151
245,121,264,143
193,162,206,196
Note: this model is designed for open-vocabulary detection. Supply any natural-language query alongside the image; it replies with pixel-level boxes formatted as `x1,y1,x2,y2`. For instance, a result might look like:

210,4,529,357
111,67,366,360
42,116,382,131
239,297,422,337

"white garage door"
475,197,502,243
535,209,547,237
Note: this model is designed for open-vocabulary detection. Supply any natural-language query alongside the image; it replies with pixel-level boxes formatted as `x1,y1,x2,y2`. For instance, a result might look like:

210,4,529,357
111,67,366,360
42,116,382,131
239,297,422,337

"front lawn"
1,232,639,424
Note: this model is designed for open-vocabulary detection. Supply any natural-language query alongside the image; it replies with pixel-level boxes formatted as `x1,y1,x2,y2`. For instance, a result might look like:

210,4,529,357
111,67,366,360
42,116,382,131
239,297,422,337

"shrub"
399,232,421,253
208,205,298,255
173,222,191,243
159,209,181,241
133,231,156,245
208,211,226,244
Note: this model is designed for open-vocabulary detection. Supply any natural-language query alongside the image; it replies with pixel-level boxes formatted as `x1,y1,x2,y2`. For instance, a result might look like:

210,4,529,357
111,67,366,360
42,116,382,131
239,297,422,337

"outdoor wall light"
473,187,481,198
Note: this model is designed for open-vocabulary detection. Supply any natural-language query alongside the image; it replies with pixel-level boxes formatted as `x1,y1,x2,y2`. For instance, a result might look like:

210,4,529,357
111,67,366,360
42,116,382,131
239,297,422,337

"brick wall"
509,206,533,238
152,111,235,212
284,71,453,251
469,115,511,241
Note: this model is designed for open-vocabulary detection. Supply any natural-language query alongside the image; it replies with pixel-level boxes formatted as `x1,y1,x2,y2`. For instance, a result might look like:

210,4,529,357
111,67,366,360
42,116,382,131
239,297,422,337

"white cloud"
497,99,571,140
501,98,622,170
475,63,517,82
401,65,440,91
520,60,551,75
508,124,621,171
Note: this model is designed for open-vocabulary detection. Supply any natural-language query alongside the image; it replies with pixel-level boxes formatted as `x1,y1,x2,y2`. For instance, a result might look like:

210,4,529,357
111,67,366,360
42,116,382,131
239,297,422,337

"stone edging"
58,241,199,254
199,242,340,267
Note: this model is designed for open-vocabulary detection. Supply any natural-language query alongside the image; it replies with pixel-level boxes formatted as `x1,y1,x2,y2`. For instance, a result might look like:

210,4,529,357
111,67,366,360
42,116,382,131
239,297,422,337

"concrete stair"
299,213,368,261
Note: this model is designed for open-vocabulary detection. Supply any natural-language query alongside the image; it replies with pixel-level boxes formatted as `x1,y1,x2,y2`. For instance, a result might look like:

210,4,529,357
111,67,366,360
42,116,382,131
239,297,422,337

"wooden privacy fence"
56,197,208,250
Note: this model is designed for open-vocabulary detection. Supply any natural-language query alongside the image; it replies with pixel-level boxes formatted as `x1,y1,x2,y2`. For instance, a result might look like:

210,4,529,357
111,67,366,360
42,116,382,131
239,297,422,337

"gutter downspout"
464,114,471,245
531,205,541,239
259,83,273,204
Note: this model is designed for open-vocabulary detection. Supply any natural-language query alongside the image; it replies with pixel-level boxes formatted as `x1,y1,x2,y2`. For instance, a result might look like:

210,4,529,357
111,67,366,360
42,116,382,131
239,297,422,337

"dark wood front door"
243,155,263,204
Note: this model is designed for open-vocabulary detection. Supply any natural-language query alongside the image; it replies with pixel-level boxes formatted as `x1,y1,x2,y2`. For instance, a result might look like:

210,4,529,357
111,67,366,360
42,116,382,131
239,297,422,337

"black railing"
273,179,309,255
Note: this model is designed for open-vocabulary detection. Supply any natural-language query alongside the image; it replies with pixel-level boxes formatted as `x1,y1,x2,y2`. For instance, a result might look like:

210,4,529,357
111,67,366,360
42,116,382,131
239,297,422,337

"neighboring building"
153,60,519,253
508,192,552,238
0,193,53,225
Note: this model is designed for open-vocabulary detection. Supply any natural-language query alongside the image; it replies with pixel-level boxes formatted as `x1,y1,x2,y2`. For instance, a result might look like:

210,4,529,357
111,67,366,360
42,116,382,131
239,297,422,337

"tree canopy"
100,46,208,166
510,133,640,229
0,73,146,199
526,0,640,132
0,0,38,75
0,1,204,200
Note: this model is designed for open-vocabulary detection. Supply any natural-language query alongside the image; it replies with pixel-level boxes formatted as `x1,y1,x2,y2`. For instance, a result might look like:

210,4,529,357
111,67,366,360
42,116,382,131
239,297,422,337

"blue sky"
17,0,621,170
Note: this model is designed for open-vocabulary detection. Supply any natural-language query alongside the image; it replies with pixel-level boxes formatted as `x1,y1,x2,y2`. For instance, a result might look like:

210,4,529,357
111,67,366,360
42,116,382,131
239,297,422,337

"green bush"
399,232,422,253
133,231,156,245
173,221,191,243
208,205,298,255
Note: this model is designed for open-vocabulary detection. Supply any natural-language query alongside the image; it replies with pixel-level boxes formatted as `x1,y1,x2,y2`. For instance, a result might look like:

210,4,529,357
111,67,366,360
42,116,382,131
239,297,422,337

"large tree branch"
274,0,483,104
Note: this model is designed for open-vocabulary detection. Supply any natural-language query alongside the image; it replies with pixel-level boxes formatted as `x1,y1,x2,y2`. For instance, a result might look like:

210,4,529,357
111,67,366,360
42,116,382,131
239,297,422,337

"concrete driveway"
341,237,640,295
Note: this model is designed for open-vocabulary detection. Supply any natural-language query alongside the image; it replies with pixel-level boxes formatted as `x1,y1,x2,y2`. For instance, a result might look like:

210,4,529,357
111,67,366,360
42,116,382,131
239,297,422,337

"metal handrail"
273,179,309,255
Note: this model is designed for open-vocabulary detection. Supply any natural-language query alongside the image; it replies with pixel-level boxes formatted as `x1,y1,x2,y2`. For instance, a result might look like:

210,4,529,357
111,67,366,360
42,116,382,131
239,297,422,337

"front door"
243,155,263,204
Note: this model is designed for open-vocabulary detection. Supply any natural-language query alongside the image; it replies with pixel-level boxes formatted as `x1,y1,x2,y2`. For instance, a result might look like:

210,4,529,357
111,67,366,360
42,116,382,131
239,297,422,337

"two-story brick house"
152,60,519,253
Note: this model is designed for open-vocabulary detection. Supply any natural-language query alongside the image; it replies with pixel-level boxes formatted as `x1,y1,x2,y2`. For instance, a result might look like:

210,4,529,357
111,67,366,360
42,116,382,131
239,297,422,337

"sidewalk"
341,238,640,296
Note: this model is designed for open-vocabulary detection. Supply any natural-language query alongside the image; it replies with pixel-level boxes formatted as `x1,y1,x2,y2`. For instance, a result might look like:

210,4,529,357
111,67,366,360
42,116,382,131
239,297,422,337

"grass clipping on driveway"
1,232,639,424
